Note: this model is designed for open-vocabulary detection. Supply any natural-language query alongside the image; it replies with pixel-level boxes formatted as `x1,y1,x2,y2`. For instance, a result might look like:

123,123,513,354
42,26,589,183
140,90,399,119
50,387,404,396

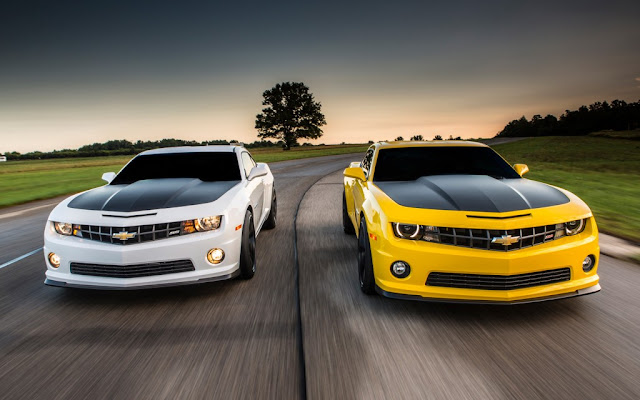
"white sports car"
43,145,276,289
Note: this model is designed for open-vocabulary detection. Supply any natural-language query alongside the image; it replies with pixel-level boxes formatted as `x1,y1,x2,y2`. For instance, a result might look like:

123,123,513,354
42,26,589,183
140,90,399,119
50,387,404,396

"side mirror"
513,164,529,176
102,172,116,183
248,163,269,180
344,166,366,181
349,161,362,168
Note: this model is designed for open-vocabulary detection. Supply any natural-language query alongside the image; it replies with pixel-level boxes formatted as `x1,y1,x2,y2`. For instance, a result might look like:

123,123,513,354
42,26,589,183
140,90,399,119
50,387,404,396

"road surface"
1,153,639,399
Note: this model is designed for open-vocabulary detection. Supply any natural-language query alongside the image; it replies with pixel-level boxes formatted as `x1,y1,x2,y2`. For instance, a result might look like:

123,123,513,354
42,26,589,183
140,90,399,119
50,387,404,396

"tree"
255,82,326,150
433,135,443,140
410,135,423,141
395,136,404,141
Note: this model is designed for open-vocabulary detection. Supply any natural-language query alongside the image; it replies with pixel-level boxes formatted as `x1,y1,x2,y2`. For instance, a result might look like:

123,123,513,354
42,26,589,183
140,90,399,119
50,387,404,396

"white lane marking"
0,248,43,270
0,202,59,221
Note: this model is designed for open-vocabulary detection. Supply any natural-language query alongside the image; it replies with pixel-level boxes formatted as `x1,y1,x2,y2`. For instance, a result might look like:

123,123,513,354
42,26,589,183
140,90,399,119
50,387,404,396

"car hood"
374,175,569,213
67,178,241,212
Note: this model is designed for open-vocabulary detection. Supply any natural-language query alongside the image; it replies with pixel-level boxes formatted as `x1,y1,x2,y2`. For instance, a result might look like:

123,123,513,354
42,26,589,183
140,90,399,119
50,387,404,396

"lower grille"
426,268,571,290
70,260,195,278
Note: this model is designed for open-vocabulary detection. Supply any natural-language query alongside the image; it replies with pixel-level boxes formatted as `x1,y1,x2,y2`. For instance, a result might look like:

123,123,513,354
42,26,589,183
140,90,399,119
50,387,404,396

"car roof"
140,145,242,156
375,140,488,149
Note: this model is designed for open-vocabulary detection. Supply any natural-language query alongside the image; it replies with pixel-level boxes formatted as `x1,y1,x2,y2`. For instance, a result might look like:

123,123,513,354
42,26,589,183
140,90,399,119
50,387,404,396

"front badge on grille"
112,231,136,241
491,235,520,246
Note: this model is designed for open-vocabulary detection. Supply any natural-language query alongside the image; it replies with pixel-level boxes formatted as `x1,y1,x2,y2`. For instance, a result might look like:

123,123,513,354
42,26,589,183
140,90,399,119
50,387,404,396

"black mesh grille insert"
429,224,562,251
70,260,195,278
426,268,571,290
77,222,183,245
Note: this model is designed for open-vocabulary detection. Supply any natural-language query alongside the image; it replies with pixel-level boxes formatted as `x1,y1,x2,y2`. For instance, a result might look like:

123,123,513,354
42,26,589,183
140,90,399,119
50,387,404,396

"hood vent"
102,213,157,218
466,213,531,220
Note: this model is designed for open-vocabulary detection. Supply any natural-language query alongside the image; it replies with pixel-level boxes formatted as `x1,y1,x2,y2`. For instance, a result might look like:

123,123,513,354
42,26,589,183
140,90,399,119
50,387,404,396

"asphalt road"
1,153,640,399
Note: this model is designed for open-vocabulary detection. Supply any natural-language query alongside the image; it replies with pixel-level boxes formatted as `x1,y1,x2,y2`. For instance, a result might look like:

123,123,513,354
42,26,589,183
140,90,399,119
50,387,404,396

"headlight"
194,216,222,232
54,222,73,235
565,219,586,236
392,223,440,242
393,223,421,239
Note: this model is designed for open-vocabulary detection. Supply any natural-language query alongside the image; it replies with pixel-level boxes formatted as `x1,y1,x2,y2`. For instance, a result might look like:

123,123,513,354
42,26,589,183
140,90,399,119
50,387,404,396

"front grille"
70,260,195,278
434,224,563,251
426,268,571,290
77,222,183,245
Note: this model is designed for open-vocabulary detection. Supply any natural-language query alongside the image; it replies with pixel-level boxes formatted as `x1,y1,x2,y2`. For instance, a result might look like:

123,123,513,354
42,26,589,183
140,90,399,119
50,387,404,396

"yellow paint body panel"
344,141,600,303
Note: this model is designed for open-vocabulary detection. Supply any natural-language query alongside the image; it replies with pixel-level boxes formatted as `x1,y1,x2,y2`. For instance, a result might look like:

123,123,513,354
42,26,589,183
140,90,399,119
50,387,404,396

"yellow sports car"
343,141,600,304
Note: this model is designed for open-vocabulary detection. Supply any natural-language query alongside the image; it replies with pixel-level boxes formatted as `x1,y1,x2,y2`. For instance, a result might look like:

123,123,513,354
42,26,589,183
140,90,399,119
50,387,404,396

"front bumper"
44,226,242,290
371,225,600,303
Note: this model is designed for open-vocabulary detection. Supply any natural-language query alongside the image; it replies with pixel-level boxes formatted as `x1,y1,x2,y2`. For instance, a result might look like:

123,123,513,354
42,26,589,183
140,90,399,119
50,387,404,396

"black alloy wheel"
358,216,376,294
343,190,355,235
239,210,256,279
262,189,277,230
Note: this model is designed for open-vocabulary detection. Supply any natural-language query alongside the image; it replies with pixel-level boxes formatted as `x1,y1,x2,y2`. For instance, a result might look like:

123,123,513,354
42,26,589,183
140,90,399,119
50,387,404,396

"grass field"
588,129,640,140
493,136,640,242
0,144,368,208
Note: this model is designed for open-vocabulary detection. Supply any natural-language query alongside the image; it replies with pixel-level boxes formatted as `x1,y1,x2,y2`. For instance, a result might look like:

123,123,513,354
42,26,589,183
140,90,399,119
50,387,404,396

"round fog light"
391,261,410,278
582,255,595,272
207,248,225,264
48,252,60,268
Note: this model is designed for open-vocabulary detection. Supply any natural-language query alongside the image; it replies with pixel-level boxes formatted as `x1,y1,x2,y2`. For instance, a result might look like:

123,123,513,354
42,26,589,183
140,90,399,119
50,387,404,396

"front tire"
358,216,376,294
239,210,256,280
262,189,277,230
343,190,355,235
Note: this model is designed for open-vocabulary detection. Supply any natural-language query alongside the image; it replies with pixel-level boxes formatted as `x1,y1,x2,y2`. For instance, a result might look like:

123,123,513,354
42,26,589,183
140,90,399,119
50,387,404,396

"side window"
362,148,375,177
241,152,255,177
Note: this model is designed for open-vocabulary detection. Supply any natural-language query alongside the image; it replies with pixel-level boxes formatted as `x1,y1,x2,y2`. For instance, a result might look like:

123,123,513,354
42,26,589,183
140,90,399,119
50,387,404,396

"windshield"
111,152,242,184
373,146,521,182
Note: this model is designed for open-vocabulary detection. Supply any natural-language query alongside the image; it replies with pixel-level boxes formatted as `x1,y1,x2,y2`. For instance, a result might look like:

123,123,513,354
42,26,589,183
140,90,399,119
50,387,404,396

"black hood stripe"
375,175,569,213
68,178,240,212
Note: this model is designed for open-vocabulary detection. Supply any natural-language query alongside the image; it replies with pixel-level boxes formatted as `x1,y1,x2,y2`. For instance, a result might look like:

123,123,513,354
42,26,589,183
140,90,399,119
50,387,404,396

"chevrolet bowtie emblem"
491,235,520,246
112,231,136,241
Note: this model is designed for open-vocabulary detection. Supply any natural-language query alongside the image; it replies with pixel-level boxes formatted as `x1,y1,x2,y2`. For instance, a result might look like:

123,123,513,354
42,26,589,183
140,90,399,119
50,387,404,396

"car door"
353,147,375,229
241,151,264,226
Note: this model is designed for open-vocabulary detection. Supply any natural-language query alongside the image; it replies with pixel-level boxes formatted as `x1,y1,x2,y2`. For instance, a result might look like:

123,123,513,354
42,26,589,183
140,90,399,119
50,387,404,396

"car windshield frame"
111,152,242,185
372,146,521,182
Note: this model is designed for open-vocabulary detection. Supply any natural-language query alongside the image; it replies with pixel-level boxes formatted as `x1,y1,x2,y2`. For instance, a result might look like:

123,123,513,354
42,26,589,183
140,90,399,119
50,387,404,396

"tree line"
3,138,283,161
496,99,640,137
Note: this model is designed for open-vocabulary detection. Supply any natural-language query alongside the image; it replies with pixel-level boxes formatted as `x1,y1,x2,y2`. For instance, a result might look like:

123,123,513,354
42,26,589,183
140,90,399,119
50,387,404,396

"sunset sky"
2,0,639,153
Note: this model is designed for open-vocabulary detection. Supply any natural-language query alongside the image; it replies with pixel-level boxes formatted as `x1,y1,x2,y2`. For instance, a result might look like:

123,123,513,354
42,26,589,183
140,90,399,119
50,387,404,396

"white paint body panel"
43,146,275,289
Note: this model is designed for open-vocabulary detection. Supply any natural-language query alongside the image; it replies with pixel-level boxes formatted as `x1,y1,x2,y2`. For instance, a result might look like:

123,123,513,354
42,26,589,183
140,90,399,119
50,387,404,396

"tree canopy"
496,99,640,137
255,82,326,150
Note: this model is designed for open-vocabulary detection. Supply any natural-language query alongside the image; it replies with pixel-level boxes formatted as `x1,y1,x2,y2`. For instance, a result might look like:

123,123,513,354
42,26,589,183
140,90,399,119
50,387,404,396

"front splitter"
375,283,601,305
44,269,241,290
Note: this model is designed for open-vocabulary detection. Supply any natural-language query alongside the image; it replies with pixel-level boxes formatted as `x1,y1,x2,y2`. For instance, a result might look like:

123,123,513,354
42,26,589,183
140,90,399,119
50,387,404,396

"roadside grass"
493,136,640,242
588,129,640,140
0,144,368,208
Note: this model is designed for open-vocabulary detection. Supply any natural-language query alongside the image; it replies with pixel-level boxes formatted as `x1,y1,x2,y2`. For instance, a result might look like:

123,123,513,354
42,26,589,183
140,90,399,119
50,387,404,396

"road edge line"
0,248,43,270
